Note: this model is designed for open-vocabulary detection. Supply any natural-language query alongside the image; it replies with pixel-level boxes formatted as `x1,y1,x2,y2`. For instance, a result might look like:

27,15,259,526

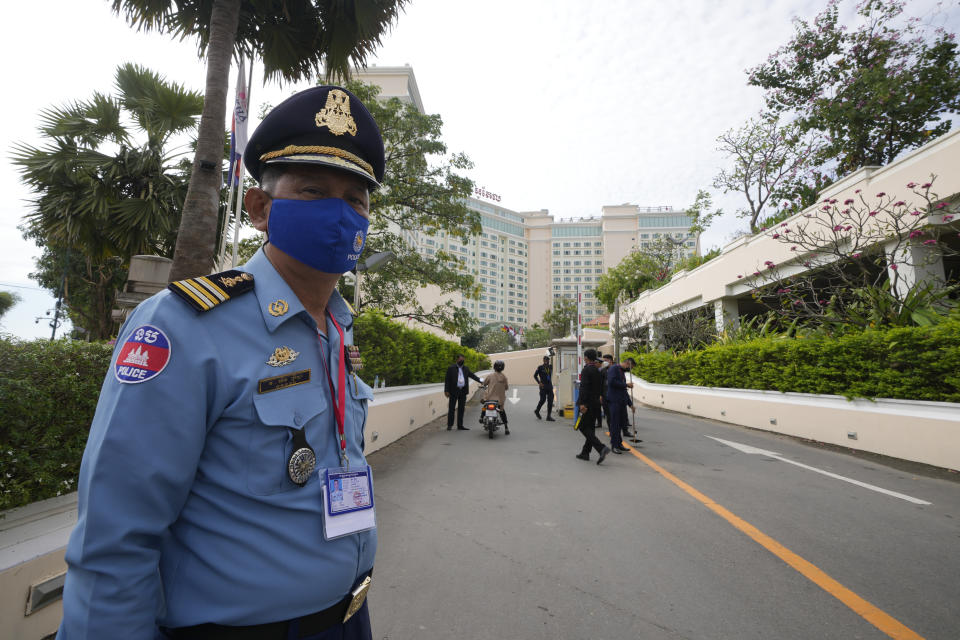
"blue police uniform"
58,247,376,638
605,363,630,450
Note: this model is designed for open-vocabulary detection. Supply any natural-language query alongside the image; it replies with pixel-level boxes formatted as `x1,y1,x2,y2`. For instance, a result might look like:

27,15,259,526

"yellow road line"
622,442,925,640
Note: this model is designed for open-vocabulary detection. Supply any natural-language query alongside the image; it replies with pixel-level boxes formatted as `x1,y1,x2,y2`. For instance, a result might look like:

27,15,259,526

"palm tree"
12,63,204,339
111,0,408,281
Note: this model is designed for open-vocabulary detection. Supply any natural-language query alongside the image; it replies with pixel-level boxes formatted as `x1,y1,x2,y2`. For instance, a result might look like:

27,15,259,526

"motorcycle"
481,399,503,439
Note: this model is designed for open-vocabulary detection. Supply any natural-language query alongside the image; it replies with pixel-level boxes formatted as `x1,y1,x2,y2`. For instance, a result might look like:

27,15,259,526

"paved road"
366,385,960,640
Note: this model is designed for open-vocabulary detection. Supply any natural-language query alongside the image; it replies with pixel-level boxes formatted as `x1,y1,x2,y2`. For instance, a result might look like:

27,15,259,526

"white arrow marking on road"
706,436,931,505
508,388,520,405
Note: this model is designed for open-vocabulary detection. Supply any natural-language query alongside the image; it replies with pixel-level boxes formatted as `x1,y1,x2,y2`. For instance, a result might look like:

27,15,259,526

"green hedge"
353,312,489,386
0,338,113,511
625,320,960,402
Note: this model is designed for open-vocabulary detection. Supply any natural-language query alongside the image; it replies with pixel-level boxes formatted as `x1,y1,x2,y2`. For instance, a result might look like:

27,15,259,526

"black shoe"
576,453,590,461
534,410,542,420
622,430,634,438
611,447,623,454
616,446,631,452
597,446,610,465
504,428,510,435
457,426,469,430
447,426,452,431
545,416,556,422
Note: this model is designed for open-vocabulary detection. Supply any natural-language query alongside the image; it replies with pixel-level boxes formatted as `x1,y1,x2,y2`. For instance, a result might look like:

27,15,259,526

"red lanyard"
318,314,348,468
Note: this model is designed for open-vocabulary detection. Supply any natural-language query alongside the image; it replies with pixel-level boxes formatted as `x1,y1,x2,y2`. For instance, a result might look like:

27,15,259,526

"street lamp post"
352,251,395,312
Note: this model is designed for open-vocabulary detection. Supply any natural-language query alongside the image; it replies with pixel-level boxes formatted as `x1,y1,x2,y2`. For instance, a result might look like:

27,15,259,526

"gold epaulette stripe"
179,279,219,309
197,276,229,301
259,145,374,179
171,280,212,310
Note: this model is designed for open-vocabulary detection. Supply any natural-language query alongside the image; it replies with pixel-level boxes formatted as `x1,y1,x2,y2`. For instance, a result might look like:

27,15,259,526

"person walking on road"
606,357,638,453
445,353,482,430
533,355,555,421
482,360,511,435
576,349,611,464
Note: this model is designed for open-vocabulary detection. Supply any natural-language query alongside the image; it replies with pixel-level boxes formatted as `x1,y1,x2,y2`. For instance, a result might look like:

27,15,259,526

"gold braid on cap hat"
259,145,374,178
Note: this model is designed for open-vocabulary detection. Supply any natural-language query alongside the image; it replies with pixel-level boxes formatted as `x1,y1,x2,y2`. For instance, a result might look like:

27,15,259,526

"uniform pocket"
346,374,374,450
248,384,328,495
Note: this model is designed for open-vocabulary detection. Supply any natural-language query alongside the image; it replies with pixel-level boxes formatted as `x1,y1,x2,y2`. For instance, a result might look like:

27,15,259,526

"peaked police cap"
244,85,385,187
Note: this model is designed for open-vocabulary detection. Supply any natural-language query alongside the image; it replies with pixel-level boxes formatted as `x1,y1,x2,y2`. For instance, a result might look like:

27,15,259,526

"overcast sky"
2,0,957,339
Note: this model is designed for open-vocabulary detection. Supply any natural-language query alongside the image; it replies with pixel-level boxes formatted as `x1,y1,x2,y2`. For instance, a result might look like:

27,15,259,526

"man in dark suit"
606,357,638,453
575,349,610,464
445,353,482,430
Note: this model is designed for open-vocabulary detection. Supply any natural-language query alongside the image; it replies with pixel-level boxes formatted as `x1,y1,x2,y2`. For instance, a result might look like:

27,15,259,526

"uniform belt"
166,571,372,640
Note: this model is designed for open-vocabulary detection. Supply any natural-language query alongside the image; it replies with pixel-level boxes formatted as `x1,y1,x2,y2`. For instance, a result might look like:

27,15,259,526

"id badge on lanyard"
319,314,376,540
321,466,376,540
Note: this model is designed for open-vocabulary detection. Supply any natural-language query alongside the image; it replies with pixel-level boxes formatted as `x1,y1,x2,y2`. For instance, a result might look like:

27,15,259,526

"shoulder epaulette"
168,269,255,312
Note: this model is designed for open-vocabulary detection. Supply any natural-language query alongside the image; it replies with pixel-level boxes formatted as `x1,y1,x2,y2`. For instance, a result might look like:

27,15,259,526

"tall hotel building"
359,66,700,327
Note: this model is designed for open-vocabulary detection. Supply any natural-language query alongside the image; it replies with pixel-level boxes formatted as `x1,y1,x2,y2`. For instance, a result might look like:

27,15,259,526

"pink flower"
935,202,948,210
844,199,854,205
819,300,826,304
793,300,802,306
910,211,922,216
909,230,924,238
833,225,843,231
780,223,788,227
890,264,899,270
737,274,743,279
764,260,775,266
830,199,838,204
791,246,798,251
943,215,955,222
855,189,862,194
772,233,780,239
869,211,878,216
894,201,906,207
844,225,852,231
852,253,862,258
923,239,937,245
821,206,831,212
922,182,932,188
753,271,761,276
876,192,886,197
907,182,917,188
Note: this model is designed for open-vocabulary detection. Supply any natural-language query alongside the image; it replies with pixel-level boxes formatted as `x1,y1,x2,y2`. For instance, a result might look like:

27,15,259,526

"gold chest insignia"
315,89,358,137
268,299,289,317
267,346,300,367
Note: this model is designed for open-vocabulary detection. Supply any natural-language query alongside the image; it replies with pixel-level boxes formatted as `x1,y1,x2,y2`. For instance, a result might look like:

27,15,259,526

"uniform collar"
242,247,355,333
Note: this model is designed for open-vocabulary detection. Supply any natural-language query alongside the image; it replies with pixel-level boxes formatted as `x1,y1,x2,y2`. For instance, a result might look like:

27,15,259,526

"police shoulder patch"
115,324,171,384
168,269,255,312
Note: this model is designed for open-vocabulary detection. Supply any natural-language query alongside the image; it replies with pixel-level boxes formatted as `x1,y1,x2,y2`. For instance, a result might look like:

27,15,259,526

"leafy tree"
478,328,513,354
686,189,722,235
747,0,960,176
593,238,679,311
523,324,551,349
713,115,826,233
113,0,408,282
340,80,480,335
12,64,204,339
541,297,578,339
0,292,21,320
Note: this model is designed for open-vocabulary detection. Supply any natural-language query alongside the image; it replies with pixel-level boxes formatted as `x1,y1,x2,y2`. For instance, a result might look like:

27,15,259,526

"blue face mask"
267,198,369,273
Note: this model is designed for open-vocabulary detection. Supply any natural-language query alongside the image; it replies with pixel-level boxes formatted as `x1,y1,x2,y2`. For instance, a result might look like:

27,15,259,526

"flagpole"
231,56,255,268
219,165,237,264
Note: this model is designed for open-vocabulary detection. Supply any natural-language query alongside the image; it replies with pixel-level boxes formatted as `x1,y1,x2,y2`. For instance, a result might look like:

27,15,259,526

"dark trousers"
578,404,606,457
535,386,553,415
290,601,371,640
163,601,371,640
608,401,627,449
447,388,467,427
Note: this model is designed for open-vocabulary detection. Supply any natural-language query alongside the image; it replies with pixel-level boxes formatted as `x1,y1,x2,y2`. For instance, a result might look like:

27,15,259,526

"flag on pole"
227,59,250,187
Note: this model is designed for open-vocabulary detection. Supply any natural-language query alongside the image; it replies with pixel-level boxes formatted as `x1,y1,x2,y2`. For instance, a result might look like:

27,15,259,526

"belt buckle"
343,576,371,623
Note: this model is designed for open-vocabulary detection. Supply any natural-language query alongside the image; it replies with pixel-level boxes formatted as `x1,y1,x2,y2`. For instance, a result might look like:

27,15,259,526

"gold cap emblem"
315,89,358,137
267,346,300,367
268,299,289,317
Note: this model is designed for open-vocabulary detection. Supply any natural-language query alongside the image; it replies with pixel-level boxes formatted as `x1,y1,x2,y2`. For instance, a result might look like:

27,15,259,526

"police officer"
533,355,555,421
59,86,384,640
606,357,638,453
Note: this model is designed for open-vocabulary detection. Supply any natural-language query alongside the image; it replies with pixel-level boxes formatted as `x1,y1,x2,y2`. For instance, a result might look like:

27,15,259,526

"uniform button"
293,414,302,426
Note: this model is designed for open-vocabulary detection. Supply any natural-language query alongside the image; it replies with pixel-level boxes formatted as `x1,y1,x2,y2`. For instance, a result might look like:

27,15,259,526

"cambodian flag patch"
114,324,171,384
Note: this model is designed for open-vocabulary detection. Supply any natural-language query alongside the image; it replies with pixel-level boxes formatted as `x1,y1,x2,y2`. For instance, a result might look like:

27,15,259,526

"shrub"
353,312,489,386
0,337,113,511
625,319,960,402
